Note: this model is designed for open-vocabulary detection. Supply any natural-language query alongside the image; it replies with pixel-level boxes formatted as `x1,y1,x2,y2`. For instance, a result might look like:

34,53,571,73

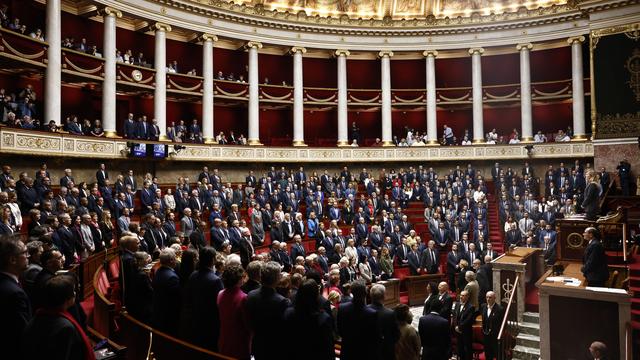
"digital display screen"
131,143,147,157
151,144,167,158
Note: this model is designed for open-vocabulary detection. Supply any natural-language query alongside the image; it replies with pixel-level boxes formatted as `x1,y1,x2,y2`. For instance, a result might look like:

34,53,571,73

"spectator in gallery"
187,68,197,76
29,28,45,42
461,135,472,145
216,70,225,80
115,50,124,62
509,128,520,144
486,129,498,144
534,130,547,143
90,120,104,137
555,129,570,142
47,120,58,132
442,124,454,145
350,122,360,143
616,159,632,196
350,139,359,147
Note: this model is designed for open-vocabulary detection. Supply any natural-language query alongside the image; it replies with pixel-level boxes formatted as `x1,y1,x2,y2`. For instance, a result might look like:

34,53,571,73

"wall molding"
0,127,594,163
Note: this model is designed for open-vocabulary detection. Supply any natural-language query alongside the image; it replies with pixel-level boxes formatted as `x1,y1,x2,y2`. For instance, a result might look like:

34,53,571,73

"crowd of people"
0,155,629,359
0,5,45,41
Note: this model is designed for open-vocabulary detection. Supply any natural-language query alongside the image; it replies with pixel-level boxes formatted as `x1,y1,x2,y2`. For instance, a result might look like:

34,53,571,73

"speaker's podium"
536,215,631,360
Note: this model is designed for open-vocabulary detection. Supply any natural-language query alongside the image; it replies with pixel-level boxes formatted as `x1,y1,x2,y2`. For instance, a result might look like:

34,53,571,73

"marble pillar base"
247,139,263,146
104,131,119,138
292,140,308,147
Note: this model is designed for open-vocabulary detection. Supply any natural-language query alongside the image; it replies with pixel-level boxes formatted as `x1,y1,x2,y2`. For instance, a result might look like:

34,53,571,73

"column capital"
150,22,172,33
199,33,218,42
245,41,263,50
468,47,484,55
516,43,533,51
290,46,307,55
567,36,585,45
335,49,350,57
99,6,122,18
423,50,438,57
378,50,394,58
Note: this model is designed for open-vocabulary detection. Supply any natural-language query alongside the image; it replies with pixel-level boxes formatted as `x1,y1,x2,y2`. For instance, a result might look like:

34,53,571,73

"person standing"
151,248,181,335
0,238,31,360
368,284,400,360
452,290,474,360
181,247,224,351
581,227,609,287
394,304,421,360
246,261,290,360
282,279,335,360
616,159,631,196
418,300,450,360
338,280,379,360
581,170,601,221
481,291,503,360
217,264,251,360
21,276,95,360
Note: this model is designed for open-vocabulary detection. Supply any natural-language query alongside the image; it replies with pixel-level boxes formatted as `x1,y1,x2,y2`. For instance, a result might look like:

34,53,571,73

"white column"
153,23,171,140
469,47,485,143
379,51,394,146
101,7,121,138
246,41,263,145
44,0,61,125
291,47,307,146
423,50,438,145
569,36,587,140
336,49,350,146
201,34,217,144
517,43,534,142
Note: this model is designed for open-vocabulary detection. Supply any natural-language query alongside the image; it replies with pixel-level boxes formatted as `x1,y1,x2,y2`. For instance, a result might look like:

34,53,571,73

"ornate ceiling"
200,0,568,20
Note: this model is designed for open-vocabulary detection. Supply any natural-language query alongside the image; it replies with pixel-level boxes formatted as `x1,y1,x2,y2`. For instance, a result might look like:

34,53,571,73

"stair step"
523,311,540,324
513,345,541,359
516,333,540,348
519,321,540,336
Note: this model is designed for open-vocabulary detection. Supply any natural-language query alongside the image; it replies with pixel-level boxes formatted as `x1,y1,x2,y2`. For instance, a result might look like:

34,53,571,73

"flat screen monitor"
151,144,168,159
130,143,147,157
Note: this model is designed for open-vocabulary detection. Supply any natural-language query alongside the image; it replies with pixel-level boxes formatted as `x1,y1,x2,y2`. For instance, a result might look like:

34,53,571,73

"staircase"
487,193,504,253
513,311,541,360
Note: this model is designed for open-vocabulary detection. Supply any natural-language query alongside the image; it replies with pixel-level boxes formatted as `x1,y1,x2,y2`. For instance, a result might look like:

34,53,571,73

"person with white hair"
151,248,180,335
480,291,503,360
367,284,400,360
463,270,480,310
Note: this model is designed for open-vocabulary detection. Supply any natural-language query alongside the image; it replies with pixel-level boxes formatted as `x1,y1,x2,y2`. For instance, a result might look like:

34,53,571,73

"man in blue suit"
152,248,181,335
418,300,450,360
135,116,150,140
181,247,224,351
337,280,379,360
140,181,155,214
0,238,31,360
123,113,136,139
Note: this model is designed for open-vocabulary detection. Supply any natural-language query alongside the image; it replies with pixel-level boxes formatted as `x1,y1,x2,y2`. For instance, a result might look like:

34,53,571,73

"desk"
538,262,631,360
492,247,544,322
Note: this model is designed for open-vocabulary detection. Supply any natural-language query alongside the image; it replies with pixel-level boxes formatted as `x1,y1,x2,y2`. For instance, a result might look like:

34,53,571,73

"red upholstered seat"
108,258,120,282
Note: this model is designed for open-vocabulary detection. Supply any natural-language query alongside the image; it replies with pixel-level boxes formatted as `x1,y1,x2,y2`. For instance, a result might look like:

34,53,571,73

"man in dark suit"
581,227,609,287
246,261,290,360
0,239,31,360
152,248,181,335
506,224,522,247
453,290,475,360
181,247,224,351
420,240,440,274
436,281,453,320
447,243,461,292
368,284,400,360
135,117,150,140
96,163,109,187
407,243,422,275
481,291,503,360
20,275,91,360
338,280,379,360
123,113,136,139
418,300,451,360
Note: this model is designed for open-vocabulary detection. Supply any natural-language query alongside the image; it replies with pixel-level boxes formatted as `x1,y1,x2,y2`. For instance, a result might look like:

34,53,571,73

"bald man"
481,291,503,360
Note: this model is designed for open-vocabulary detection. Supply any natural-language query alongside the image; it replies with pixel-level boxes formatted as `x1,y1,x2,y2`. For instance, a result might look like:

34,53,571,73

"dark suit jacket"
481,302,503,338
246,286,290,360
21,312,85,360
582,239,609,285
407,251,421,275
151,266,181,335
418,313,451,360
0,273,31,360
437,292,453,320
282,307,334,360
96,170,109,187
453,301,475,337
367,303,400,360
581,182,600,220
181,269,224,351
420,248,440,274
338,301,379,360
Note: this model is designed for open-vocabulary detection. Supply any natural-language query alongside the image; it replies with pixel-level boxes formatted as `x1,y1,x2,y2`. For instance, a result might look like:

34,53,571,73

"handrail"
598,173,616,209
497,275,519,341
